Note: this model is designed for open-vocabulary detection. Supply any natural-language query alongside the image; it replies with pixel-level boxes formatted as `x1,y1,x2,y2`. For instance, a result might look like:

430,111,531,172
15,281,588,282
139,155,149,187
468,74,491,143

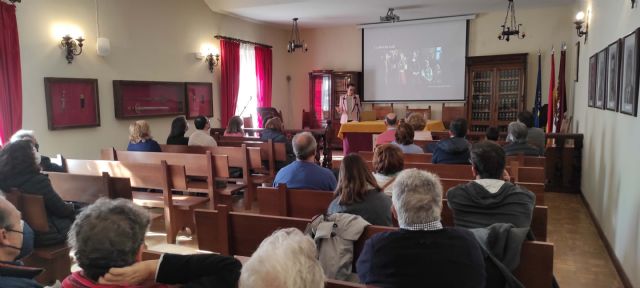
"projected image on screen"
363,19,468,102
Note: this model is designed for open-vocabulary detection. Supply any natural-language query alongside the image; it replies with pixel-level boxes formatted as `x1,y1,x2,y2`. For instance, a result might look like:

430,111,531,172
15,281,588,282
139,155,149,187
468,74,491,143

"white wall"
16,0,290,159
288,5,576,127
573,0,640,286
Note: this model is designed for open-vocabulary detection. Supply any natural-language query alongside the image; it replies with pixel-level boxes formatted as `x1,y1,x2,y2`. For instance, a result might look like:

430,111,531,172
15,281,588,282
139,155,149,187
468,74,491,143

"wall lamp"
574,11,589,43
197,45,219,73
61,34,85,64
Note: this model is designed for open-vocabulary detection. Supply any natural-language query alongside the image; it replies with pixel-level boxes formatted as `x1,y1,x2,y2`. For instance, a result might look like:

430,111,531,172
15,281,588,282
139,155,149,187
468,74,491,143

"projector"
380,8,400,23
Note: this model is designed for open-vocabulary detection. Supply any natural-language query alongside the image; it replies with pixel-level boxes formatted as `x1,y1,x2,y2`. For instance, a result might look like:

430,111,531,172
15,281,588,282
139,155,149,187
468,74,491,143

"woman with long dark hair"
327,154,392,226
0,140,76,247
224,116,244,137
166,116,189,145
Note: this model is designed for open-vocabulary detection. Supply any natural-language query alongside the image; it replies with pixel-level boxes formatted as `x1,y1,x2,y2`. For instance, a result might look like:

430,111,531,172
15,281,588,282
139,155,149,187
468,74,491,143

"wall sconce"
60,34,85,64
196,45,219,73
574,11,589,43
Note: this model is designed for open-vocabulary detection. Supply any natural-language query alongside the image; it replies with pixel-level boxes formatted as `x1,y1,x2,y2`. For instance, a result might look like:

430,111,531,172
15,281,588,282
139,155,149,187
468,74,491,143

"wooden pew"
4,190,71,285
64,159,207,243
507,154,546,168
47,171,132,203
357,151,432,163
509,161,546,184
255,186,546,240
256,184,334,218
196,206,554,288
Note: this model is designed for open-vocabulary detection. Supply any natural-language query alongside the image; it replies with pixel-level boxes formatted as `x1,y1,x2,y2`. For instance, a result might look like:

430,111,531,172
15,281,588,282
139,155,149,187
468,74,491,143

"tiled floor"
145,191,625,288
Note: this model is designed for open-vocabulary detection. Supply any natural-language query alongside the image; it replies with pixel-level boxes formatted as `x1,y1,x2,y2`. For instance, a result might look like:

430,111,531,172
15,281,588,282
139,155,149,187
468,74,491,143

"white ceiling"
203,0,576,28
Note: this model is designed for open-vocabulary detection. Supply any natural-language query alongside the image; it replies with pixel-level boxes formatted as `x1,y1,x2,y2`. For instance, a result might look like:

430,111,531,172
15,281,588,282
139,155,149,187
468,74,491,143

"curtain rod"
214,35,272,49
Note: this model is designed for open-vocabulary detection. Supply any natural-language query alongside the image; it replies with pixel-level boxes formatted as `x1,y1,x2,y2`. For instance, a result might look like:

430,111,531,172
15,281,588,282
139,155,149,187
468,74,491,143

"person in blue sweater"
428,118,471,164
127,120,162,152
273,132,336,191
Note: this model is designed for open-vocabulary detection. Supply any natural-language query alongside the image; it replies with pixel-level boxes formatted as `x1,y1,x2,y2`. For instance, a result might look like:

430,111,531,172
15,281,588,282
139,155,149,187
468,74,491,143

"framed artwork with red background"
44,77,100,130
185,82,213,119
113,80,186,119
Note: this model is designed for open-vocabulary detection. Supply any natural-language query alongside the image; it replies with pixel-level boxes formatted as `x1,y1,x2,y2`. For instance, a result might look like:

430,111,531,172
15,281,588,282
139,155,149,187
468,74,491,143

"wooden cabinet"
309,70,361,148
466,54,527,133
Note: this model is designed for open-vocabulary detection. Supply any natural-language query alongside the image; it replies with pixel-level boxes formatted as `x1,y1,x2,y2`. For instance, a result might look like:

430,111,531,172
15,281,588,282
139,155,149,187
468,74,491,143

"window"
235,43,258,128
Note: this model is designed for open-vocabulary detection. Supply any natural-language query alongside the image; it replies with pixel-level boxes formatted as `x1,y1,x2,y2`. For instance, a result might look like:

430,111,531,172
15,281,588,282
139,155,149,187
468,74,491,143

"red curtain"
254,46,272,128
0,2,22,145
220,40,240,127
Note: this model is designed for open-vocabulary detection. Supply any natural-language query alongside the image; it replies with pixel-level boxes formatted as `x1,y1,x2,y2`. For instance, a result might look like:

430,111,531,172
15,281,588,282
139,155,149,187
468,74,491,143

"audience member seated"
63,198,164,287
127,120,162,152
273,132,336,191
10,129,64,172
328,154,392,226
517,111,545,152
261,117,294,163
406,112,432,141
0,194,40,287
240,228,324,288
428,118,471,164
0,141,76,247
372,144,404,197
374,113,398,146
166,116,189,145
391,123,424,154
224,116,245,137
446,141,535,229
188,115,217,147
485,126,500,142
504,122,543,156
356,169,485,287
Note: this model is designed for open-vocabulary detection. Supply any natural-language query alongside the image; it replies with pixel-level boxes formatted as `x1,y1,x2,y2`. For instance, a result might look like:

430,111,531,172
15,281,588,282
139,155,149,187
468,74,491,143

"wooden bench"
507,154,546,168
64,159,207,243
357,151,432,163
255,186,547,240
195,206,554,288
4,190,71,285
47,171,132,203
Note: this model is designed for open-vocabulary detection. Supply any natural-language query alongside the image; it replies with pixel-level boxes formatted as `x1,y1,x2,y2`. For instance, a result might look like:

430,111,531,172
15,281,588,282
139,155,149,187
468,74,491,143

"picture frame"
185,82,213,119
595,49,607,109
113,80,186,119
620,28,640,116
575,41,580,82
588,54,597,108
44,77,100,130
606,39,622,111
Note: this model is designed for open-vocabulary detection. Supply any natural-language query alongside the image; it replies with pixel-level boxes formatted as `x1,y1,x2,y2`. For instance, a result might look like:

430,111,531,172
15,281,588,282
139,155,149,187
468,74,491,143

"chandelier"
287,18,308,53
498,0,525,42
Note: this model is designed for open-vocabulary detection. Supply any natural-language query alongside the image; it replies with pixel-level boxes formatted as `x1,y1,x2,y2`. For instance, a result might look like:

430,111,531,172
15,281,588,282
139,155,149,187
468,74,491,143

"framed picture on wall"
620,28,639,116
44,77,100,130
588,54,597,108
606,40,622,111
595,49,607,109
113,80,186,119
185,82,213,119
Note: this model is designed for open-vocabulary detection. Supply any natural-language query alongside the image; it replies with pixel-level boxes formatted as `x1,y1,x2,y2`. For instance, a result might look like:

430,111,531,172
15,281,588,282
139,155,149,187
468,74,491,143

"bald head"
385,113,398,127
292,132,317,161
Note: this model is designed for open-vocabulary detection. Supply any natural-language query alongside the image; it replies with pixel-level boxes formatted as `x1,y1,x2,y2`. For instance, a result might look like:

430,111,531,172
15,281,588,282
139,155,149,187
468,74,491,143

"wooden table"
337,120,445,155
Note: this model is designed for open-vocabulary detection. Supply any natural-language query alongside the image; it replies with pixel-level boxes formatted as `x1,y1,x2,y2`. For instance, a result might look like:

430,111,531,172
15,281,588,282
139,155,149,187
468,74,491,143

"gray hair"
10,129,35,143
240,228,324,288
68,198,150,281
292,132,317,160
507,122,528,144
392,169,443,227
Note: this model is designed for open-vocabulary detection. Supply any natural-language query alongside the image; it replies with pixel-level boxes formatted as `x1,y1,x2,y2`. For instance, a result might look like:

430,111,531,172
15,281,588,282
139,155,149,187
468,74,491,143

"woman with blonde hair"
327,154,392,226
406,112,432,141
224,116,244,137
127,120,161,152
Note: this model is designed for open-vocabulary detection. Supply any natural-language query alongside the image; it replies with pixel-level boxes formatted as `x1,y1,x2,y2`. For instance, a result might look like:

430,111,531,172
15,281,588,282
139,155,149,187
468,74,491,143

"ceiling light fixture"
287,18,307,53
498,0,525,42
380,8,400,23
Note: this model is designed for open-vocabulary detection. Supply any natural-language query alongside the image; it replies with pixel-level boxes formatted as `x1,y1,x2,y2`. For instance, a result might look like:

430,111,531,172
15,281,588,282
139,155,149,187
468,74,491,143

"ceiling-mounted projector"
380,8,400,23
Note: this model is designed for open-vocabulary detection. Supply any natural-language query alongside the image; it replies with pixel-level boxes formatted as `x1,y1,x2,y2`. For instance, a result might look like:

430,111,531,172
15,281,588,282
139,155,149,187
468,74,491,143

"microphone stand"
239,95,253,116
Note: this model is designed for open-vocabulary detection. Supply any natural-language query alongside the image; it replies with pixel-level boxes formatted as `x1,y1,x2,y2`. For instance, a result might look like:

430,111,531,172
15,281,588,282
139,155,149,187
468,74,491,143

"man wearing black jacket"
428,118,471,164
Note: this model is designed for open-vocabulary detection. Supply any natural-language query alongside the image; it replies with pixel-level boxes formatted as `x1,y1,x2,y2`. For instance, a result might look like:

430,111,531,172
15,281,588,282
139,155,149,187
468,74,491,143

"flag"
546,49,556,133
533,53,542,127
555,48,567,133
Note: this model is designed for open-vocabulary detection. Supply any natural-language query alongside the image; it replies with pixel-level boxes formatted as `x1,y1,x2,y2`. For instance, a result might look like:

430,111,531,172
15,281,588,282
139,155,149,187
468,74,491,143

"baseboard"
579,193,634,288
